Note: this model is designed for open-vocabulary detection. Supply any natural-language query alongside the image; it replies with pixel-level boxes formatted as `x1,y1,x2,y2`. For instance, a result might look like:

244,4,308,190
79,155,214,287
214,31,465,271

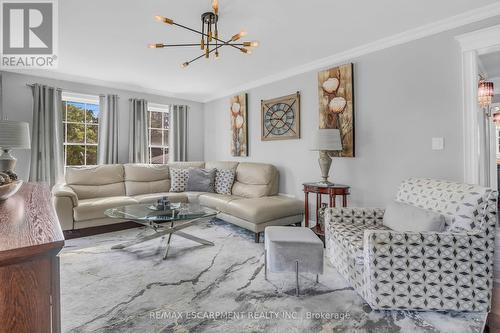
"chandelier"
478,78,494,109
149,0,259,68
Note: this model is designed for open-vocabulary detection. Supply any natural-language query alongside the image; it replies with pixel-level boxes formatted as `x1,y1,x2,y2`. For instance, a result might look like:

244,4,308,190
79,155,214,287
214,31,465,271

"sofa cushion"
170,168,190,192
131,192,188,204
232,162,279,198
186,168,216,192
221,196,303,224
205,161,239,171
331,222,391,264
383,200,445,232
70,183,126,200
198,193,242,210
124,164,170,196
66,164,124,185
74,196,137,221
66,165,125,199
169,161,205,169
214,169,236,195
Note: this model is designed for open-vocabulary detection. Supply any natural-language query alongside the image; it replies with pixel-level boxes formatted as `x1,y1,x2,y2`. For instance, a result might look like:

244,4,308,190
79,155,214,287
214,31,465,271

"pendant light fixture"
478,76,494,109
149,0,259,68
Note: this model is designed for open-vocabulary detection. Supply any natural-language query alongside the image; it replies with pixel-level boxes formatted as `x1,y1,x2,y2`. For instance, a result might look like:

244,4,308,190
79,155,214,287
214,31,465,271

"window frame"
62,92,100,167
147,103,170,164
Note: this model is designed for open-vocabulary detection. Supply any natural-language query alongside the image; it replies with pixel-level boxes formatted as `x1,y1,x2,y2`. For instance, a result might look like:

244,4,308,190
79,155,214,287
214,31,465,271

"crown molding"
0,69,205,103
455,24,500,52
203,3,500,103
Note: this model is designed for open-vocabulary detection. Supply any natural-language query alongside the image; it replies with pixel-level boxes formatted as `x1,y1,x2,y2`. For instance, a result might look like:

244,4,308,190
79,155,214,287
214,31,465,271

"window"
62,93,100,167
148,103,170,164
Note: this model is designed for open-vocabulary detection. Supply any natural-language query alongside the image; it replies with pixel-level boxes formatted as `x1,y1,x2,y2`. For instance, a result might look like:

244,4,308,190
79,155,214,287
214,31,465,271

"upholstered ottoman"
264,226,324,296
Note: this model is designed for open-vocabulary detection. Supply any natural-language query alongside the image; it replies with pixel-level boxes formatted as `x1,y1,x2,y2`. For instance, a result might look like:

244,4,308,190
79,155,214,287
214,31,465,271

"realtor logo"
0,0,58,68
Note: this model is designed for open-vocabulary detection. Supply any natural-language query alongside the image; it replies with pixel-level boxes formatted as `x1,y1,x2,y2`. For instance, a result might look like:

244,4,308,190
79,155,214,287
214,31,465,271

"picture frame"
261,92,300,141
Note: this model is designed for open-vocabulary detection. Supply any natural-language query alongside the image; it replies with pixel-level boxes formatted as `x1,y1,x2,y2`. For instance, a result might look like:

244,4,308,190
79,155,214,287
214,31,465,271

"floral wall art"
230,93,248,156
318,63,354,157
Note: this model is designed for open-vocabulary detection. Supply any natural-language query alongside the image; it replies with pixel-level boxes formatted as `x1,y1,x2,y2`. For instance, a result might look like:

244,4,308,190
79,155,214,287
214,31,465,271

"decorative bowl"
0,180,23,200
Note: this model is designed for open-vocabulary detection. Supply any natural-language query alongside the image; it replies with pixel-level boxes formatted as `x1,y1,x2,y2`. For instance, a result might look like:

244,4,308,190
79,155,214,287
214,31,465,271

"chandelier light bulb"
148,43,164,48
231,31,247,41
212,0,219,14
243,41,259,47
181,62,189,68
240,48,251,54
155,15,174,25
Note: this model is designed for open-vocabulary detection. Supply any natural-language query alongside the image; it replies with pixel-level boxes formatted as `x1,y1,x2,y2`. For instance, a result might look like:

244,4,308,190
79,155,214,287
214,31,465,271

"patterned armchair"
325,178,497,312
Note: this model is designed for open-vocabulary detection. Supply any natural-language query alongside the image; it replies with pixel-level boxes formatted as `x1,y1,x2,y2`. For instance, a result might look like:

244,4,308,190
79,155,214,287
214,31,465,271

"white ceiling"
10,0,500,102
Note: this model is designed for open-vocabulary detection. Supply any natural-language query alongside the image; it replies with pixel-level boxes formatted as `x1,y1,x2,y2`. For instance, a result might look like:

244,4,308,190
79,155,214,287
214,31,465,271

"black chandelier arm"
153,43,245,47
170,21,244,52
185,43,225,66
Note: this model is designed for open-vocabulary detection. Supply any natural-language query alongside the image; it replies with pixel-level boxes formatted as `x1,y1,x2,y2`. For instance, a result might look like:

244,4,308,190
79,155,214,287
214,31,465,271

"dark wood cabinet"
0,183,64,333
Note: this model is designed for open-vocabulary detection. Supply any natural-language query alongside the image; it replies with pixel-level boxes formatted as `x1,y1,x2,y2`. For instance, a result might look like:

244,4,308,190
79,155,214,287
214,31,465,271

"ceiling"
10,0,500,102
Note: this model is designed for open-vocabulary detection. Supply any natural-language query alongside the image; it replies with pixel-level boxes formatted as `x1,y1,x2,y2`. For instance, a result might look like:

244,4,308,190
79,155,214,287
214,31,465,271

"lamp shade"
311,129,342,151
0,121,31,149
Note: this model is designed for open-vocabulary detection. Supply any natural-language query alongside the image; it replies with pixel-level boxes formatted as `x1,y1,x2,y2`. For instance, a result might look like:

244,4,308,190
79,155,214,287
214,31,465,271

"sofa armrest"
52,183,77,231
52,183,78,206
362,229,493,311
325,207,385,227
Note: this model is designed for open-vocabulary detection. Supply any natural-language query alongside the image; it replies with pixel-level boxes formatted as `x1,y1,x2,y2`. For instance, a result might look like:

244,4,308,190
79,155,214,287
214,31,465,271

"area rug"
60,219,486,333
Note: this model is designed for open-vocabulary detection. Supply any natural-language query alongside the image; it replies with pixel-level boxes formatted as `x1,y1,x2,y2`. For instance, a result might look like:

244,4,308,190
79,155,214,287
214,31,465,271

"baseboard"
63,221,140,240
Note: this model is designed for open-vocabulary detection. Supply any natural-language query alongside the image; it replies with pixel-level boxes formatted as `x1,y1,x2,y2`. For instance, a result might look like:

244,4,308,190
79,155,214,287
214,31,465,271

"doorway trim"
456,25,500,185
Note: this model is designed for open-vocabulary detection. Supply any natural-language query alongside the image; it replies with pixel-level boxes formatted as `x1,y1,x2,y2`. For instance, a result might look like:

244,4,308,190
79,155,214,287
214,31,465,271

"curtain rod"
25,84,112,98
26,83,62,92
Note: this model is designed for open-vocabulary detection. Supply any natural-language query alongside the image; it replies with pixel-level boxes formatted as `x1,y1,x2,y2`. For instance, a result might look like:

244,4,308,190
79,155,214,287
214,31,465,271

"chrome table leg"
295,260,299,296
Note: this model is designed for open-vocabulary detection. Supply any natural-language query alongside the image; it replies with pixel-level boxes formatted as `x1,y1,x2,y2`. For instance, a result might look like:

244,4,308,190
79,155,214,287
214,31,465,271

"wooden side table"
303,182,350,239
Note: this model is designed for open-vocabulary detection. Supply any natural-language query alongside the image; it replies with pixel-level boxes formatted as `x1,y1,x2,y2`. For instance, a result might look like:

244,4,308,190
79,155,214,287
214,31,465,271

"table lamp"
310,129,342,185
0,121,31,172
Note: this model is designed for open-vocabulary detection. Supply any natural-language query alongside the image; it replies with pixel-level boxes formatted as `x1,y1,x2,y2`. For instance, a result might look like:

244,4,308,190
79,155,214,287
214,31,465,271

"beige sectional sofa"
52,161,304,242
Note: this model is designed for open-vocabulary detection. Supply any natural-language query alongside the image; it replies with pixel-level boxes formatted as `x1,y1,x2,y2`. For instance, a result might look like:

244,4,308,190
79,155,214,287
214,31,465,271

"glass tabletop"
104,203,217,224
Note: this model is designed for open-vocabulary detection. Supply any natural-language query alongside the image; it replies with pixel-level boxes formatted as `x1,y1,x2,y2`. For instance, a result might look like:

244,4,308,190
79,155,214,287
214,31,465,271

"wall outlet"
432,137,444,150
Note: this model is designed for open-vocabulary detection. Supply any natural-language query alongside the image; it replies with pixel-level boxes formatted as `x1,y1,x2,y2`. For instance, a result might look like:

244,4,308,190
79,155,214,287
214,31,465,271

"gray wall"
0,71,204,180
204,17,500,219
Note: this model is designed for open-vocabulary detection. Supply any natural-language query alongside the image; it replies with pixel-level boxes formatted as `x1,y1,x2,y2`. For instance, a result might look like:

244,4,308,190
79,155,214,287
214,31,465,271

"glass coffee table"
104,203,218,260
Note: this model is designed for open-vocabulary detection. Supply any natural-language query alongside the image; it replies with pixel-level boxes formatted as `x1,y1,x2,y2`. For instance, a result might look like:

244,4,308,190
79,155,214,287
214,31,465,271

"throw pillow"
169,168,190,192
186,168,216,192
383,200,445,232
215,169,236,195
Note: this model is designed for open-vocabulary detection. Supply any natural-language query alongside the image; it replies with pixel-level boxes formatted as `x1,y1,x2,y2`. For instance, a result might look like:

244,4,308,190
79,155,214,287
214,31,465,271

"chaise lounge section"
52,161,304,242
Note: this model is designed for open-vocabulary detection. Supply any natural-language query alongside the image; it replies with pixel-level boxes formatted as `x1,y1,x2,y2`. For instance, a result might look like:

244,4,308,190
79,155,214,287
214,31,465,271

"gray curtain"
0,73,3,119
29,84,64,186
129,98,149,163
98,94,119,164
170,105,188,162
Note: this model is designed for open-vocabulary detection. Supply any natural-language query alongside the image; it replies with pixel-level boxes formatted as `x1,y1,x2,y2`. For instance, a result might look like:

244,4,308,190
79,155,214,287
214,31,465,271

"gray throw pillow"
383,200,445,232
186,168,216,192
